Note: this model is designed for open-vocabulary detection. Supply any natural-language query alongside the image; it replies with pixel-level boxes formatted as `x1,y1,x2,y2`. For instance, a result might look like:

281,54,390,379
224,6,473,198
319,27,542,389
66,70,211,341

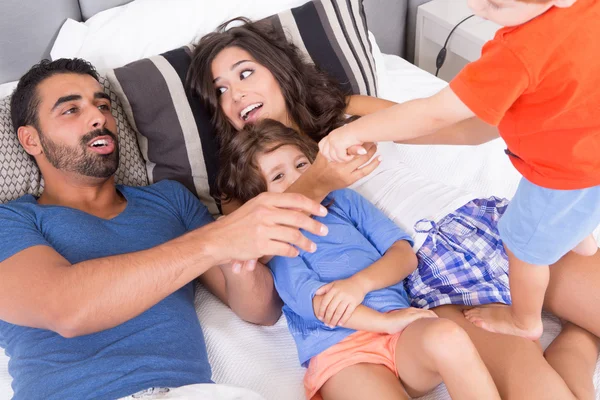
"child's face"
257,145,311,193
467,0,561,26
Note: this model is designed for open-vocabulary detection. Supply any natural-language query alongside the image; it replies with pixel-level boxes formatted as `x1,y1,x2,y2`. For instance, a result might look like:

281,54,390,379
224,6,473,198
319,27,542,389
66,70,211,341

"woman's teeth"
240,103,263,121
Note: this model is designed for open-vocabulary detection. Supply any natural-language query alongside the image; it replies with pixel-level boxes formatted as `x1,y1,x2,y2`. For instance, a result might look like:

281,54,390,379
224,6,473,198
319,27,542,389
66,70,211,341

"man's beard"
38,127,119,178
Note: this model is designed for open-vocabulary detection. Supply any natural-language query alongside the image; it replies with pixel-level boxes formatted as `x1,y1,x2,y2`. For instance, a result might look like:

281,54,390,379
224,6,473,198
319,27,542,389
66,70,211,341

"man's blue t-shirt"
269,189,413,367
0,180,214,400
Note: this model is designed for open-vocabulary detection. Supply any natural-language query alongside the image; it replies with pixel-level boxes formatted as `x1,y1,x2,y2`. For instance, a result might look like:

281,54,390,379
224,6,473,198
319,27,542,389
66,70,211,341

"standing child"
318,0,600,340
216,119,500,400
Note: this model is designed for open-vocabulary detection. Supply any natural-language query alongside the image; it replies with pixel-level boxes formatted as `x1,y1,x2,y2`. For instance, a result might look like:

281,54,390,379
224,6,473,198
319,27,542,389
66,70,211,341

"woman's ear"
17,126,43,157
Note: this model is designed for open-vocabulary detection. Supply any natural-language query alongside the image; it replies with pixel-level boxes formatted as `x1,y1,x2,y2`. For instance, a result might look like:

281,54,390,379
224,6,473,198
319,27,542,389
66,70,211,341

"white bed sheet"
1,54,598,400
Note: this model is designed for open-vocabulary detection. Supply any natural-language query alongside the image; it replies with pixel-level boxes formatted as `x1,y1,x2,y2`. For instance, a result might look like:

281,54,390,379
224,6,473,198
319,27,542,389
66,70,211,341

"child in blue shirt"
216,119,500,400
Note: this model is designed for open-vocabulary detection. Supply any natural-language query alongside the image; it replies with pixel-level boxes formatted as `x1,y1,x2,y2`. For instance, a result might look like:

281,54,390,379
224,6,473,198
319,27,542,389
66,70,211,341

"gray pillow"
0,76,148,204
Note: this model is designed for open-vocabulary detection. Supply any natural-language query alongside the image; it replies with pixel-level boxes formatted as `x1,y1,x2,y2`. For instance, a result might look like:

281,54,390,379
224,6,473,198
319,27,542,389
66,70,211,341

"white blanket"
1,54,598,400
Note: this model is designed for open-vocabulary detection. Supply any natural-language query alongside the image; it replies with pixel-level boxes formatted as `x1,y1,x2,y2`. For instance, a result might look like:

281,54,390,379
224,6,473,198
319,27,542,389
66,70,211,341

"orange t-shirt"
450,0,600,190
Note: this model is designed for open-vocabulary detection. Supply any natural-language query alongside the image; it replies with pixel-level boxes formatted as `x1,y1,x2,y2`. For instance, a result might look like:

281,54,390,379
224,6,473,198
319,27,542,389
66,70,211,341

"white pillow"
51,0,313,72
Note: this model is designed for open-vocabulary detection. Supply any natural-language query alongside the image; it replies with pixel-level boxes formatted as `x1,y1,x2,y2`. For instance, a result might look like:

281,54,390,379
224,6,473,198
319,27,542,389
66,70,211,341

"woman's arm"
345,94,396,117
286,144,381,204
220,144,381,213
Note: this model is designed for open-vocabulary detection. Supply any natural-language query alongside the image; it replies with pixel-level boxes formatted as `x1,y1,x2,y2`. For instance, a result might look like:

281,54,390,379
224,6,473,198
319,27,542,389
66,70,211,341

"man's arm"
0,193,327,337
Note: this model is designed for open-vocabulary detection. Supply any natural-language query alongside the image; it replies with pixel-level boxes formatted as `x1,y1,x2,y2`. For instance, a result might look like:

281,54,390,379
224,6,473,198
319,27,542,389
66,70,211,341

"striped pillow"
269,0,377,96
106,0,377,215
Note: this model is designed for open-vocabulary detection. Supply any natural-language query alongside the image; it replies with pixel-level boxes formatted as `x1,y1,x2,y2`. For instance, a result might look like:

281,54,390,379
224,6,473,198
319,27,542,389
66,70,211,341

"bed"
0,1,599,399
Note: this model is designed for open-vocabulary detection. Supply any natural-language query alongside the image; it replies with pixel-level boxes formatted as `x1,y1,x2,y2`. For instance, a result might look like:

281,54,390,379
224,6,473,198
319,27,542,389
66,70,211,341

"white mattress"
1,54,598,400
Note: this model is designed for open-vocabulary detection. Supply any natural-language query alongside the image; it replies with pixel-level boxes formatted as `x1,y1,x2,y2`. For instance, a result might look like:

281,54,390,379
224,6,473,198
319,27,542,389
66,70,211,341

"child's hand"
311,144,381,193
319,125,367,163
383,307,438,334
315,277,368,327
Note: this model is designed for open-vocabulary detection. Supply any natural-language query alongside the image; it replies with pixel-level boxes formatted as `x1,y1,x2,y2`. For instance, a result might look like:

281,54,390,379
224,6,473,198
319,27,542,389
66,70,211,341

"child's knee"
421,319,474,360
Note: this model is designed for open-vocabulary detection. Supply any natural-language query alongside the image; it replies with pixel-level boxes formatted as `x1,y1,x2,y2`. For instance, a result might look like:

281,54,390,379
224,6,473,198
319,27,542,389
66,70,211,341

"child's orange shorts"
303,330,402,400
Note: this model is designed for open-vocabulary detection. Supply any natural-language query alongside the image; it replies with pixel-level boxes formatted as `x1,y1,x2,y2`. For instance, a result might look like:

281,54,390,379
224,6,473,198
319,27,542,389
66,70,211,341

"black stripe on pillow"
292,1,356,95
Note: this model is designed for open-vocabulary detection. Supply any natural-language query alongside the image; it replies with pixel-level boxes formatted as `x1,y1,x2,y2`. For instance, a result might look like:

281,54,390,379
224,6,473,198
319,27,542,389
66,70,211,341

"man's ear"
552,0,577,8
17,126,43,157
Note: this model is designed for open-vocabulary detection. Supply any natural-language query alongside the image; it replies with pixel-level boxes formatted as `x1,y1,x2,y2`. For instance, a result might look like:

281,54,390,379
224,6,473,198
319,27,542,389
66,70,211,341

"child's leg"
320,363,408,400
544,322,600,400
465,179,600,340
572,235,598,257
464,245,547,340
394,318,500,400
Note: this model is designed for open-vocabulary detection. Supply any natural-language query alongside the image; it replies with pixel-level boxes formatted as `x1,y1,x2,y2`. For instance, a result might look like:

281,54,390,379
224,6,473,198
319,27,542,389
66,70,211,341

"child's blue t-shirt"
0,180,214,400
268,189,413,367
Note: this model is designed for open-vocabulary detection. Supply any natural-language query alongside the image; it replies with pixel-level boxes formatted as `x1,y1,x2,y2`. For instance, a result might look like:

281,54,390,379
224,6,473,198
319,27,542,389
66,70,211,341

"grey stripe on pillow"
104,70,156,181
275,0,377,97
313,0,363,94
342,0,378,94
151,56,216,215
324,0,375,96
109,57,219,216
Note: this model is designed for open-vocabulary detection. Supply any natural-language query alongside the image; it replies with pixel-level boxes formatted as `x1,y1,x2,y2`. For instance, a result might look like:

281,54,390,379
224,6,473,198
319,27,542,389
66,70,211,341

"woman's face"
212,46,289,131
257,145,311,193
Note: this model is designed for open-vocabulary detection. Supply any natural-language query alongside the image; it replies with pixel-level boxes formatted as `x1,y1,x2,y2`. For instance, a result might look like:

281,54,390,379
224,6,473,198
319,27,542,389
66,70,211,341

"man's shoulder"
0,194,39,217
120,180,192,201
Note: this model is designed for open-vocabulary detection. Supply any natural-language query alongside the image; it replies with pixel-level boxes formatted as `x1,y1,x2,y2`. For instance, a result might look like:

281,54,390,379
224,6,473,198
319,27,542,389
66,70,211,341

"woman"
187,18,600,400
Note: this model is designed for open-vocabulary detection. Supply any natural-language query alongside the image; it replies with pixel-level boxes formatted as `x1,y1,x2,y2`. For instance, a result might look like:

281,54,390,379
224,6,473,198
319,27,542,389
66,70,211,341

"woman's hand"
383,307,438,334
315,277,369,327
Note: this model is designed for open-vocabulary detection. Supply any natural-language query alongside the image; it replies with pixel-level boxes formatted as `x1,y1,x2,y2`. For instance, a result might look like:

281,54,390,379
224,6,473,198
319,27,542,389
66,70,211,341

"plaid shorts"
406,197,512,309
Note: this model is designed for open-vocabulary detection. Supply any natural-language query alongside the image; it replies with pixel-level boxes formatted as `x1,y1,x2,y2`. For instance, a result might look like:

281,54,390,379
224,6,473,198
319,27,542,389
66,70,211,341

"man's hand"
315,277,368,327
204,192,329,264
383,307,438,334
319,125,367,163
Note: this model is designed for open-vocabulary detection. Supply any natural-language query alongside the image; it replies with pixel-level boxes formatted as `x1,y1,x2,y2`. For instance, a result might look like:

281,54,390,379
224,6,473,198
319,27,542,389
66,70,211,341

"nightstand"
415,0,500,82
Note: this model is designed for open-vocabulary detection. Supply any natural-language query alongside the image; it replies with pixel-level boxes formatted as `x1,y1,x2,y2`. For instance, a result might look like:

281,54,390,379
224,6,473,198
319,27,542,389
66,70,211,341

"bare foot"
464,305,543,340
572,235,598,257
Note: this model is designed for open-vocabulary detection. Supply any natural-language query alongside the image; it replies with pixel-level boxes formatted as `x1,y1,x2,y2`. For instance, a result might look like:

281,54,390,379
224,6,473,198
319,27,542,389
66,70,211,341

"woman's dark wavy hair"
216,119,318,204
187,17,350,145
